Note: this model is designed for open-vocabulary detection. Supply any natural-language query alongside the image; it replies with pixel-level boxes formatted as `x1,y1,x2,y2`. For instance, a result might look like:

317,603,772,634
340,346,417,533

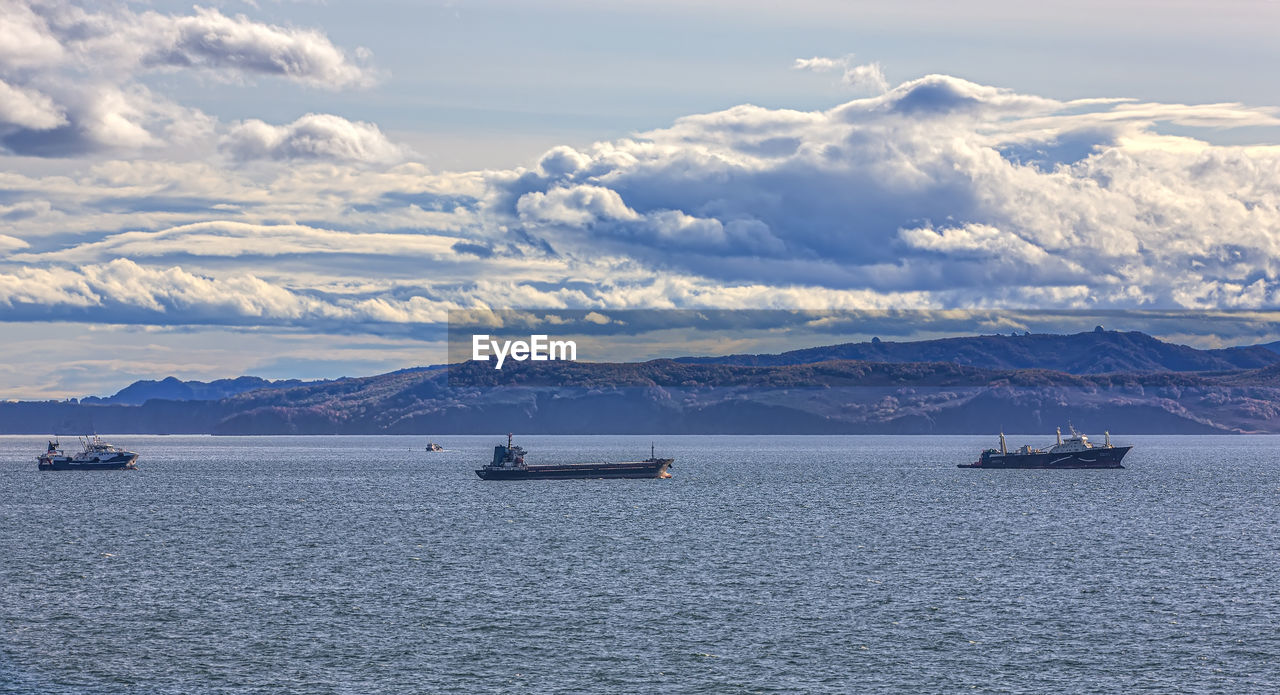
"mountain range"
677,328,1280,373
79,376,311,405
4,329,1280,435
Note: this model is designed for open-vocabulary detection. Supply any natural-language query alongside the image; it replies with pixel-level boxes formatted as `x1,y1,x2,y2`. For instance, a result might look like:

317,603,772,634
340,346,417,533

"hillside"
5,330,1280,435
79,376,312,405
676,329,1280,374
5,351,1280,435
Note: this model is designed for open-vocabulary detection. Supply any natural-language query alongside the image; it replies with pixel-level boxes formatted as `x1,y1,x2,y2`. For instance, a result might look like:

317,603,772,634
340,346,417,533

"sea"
2,434,1278,694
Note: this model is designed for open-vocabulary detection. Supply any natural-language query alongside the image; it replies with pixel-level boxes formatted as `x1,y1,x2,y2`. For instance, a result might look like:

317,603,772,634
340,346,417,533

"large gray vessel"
476,434,673,480
959,426,1130,469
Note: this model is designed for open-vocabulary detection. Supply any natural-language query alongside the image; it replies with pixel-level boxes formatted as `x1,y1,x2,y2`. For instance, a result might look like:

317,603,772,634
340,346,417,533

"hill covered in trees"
4,330,1279,435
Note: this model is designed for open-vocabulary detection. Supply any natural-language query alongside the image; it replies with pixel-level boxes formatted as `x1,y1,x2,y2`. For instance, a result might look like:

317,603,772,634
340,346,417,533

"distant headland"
4,329,1280,435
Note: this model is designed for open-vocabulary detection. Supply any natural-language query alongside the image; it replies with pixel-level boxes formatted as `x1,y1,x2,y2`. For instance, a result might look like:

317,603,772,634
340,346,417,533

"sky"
3,0,1280,398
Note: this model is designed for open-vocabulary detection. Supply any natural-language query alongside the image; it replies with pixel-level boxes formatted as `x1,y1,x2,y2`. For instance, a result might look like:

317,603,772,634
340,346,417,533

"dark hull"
38,460,136,471
477,459,672,480
958,446,1130,469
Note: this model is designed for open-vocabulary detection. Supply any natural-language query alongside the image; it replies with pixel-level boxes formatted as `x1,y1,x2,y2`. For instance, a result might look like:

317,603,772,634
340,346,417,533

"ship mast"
999,432,1007,455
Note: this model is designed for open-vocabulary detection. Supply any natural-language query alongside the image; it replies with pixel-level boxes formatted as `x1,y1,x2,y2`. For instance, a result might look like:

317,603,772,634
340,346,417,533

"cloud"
478,74,1280,309
5,69,1280,347
0,82,215,156
0,0,64,69
794,54,888,94
839,74,1065,119
133,6,371,88
16,221,460,262
0,1,374,157
0,234,29,254
0,78,65,129
20,2,373,86
517,185,639,226
900,223,1053,264
0,258,411,326
221,114,408,164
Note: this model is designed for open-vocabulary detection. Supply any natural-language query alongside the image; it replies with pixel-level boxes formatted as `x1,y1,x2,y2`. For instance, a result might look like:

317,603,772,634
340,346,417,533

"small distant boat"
476,434,673,480
958,426,1130,469
37,436,139,471
424,441,444,452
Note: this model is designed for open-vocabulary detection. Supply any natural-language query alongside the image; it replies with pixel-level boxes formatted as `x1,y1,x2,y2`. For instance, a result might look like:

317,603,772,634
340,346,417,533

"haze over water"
3,434,1279,693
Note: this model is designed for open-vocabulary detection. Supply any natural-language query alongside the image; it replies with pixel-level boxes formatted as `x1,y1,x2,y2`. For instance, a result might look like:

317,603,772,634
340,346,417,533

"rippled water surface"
3,434,1280,693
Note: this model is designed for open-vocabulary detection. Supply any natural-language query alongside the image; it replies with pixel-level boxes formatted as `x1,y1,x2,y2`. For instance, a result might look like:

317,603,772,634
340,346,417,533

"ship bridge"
1048,426,1113,453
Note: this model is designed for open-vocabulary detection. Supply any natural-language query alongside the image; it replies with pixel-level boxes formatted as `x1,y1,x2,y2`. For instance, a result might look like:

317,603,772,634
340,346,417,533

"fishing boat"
37,436,139,471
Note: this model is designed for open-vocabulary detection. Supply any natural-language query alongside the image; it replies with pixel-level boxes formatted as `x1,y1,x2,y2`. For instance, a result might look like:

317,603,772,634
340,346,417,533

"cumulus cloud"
0,0,64,69
0,78,65,129
794,54,888,94
517,185,640,226
0,82,216,156
5,69,1280,344
0,1,374,156
837,73,1064,119
222,114,408,164
16,1,373,86
132,6,371,88
475,73,1280,309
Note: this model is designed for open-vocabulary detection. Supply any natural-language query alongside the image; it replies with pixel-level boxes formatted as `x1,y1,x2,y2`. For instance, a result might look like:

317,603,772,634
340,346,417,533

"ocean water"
2,434,1279,694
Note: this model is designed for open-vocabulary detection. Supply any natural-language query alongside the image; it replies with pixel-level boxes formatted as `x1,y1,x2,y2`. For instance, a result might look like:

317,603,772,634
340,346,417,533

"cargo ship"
958,426,1130,469
37,436,139,471
476,434,673,480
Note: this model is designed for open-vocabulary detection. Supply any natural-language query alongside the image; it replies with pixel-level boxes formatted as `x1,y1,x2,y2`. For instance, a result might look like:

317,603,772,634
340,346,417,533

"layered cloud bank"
3,1,1280,394
5,74,1280,325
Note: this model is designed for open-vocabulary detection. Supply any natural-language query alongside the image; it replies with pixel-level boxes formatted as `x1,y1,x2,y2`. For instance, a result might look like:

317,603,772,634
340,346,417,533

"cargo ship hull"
477,458,672,480
958,446,1130,469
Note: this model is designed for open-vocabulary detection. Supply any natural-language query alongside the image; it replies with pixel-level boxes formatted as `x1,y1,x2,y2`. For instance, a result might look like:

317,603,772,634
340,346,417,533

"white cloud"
133,6,371,88
837,74,1062,119
0,234,29,254
0,1,374,157
794,54,888,94
19,2,373,87
4,69,1280,345
222,114,408,164
517,185,640,226
0,0,64,69
0,258,376,323
481,74,1280,309
17,221,460,262
0,78,65,129
900,224,1052,264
